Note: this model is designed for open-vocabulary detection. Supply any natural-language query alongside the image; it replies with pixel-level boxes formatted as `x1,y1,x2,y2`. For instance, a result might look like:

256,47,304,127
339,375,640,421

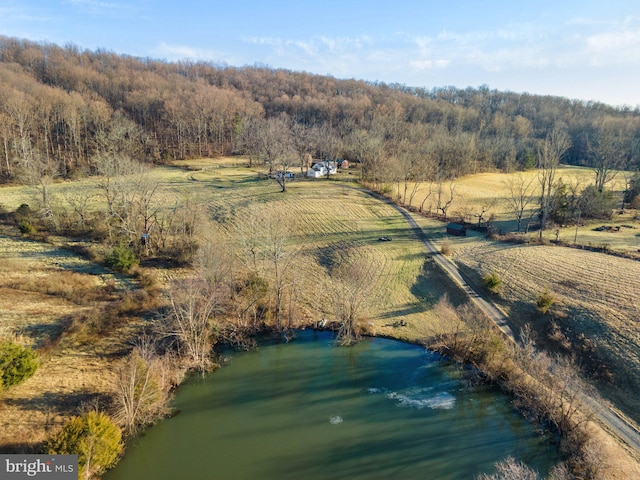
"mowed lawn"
0,157,450,352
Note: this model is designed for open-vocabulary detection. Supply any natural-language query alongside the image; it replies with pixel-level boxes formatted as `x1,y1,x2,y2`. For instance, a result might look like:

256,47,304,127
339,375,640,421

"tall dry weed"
7,271,115,305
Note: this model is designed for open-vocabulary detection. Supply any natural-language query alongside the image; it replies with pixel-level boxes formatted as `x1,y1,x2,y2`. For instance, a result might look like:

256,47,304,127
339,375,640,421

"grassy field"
441,229,640,422
0,232,142,450
1,159,640,477
0,158,457,450
392,166,640,256
180,161,458,339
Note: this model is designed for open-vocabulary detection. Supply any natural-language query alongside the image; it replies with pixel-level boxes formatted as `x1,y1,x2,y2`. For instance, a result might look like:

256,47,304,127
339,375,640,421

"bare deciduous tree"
162,276,224,371
538,129,570,238
63,184,98,232
331,259,375,346
419,181,435,214
426,296,494,362
473,199,497,228
504,174,536,233
588,126,625,192
427,294,466,354
512,326,593,444
113,346,170,436
475,456,540,480
435,180,456,221
255,115,294,192
235,205,298,334
262,209,298,333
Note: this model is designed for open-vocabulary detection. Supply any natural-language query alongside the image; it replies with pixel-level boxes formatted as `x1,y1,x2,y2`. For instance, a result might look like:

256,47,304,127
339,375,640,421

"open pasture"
450,235,640,421
394,166,640,255
153,158,450,334
191,171,448,337
0,234,138,450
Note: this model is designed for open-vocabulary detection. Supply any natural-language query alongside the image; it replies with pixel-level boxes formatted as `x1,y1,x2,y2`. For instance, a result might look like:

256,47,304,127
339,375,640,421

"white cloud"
410,59,450,71
577,17,640,66
240,35,382,76
0,5,52,23
244,35,372,55
154,42,225,62
64,0,139,17
0,4,63,41
586,30,640,52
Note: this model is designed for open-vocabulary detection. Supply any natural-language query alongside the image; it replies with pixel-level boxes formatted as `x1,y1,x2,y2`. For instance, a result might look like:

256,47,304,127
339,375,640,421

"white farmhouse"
306,161,338,178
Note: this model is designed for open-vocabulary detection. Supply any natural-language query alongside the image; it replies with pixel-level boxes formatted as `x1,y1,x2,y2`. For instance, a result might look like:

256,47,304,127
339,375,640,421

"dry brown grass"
0,235,153,452
583,422,640,480
1,160,639,477
393,165,640,256
451,235,640,424
6,271,116,305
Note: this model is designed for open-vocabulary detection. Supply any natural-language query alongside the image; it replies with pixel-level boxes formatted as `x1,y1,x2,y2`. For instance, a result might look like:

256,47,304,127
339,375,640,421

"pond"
105,331,560,479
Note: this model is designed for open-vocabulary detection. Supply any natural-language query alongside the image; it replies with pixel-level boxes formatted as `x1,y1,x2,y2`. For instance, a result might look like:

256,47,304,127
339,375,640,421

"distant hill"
1,35,639,184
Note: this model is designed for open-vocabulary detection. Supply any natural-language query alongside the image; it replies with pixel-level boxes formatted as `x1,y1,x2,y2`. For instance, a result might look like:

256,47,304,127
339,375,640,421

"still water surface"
106,331,560,479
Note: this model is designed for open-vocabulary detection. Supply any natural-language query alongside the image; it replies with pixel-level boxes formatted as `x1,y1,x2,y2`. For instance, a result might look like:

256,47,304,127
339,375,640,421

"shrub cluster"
440,239,452,256
45,411,123,479
105,245,139,273
483,272,502,293
0,341,39,388
536,290,556,314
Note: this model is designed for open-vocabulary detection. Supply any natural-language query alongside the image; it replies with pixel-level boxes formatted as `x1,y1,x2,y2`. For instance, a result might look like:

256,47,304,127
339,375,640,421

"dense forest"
1,35,640,185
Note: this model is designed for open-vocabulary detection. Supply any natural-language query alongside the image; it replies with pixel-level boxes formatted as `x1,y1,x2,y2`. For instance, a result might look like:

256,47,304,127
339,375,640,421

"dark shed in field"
446,222,467,236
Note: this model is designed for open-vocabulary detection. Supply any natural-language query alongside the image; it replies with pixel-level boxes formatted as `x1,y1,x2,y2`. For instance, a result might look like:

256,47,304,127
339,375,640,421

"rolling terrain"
1,160,640,477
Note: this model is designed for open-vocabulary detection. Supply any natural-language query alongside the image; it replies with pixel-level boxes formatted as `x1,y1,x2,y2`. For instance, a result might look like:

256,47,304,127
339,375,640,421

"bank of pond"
105,330,561,479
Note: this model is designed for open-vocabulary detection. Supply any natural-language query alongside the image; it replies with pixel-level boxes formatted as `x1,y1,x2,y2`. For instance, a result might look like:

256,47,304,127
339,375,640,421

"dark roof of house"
446,223,466,231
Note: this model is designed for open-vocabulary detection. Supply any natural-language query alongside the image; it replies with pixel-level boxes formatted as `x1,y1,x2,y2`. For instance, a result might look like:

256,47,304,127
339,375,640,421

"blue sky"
2,1,640,107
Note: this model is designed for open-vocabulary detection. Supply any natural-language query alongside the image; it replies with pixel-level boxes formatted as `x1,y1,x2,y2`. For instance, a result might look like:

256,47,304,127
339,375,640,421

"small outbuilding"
446,222,467,236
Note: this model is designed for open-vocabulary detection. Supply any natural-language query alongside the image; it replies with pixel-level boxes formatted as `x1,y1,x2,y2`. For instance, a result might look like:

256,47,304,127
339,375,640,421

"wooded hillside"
2,35,639,184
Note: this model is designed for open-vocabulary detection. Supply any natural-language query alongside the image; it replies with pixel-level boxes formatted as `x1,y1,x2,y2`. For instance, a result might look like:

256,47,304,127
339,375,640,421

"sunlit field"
391,166,640,254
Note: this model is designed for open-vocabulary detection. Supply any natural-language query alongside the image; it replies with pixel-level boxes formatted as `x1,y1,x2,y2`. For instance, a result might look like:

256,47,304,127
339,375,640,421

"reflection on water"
106,331,561,480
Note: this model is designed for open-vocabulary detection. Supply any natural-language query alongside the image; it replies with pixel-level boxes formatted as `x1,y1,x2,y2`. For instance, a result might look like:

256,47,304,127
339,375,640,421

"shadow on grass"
2,390,112,417
0,442,42,454
293,226,419,247
411,257,469,308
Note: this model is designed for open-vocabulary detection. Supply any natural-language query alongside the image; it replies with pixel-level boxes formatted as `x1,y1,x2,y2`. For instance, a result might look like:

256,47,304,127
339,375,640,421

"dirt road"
384,196,640,454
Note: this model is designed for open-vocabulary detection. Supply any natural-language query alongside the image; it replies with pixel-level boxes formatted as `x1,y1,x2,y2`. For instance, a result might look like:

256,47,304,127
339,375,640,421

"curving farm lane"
376,192,640,455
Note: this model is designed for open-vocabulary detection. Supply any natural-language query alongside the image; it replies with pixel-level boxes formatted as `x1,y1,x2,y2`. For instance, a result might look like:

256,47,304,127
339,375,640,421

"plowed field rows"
219,182,434,333
452,237,640,419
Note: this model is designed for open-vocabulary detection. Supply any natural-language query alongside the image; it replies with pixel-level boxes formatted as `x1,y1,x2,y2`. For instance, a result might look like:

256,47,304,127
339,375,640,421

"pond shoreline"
105,330,561,480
